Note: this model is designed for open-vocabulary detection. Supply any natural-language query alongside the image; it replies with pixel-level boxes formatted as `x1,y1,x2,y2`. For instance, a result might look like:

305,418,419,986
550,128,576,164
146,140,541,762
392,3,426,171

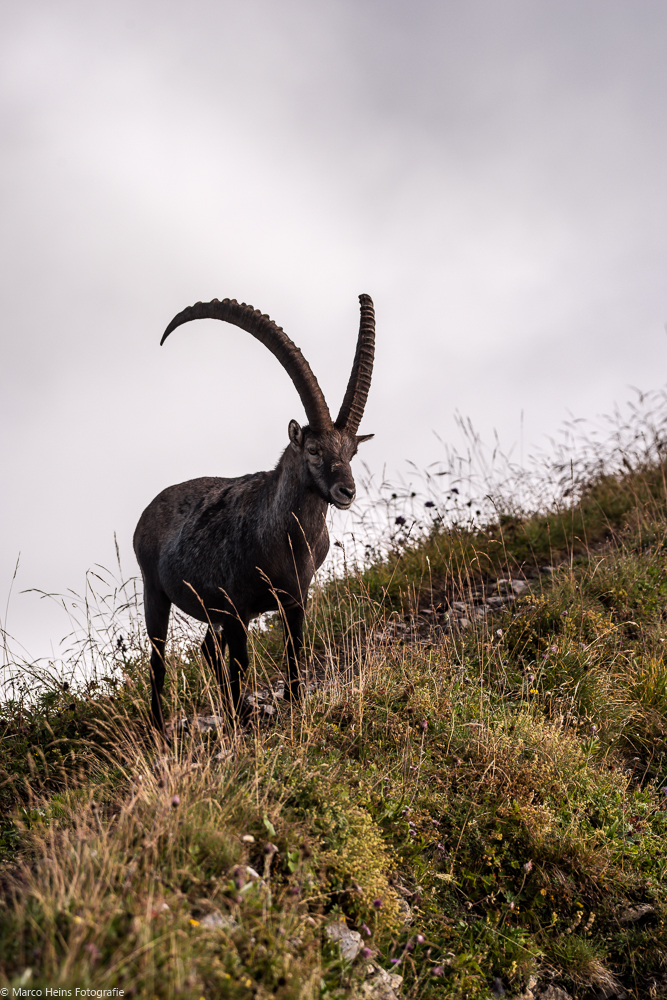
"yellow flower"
189,919,200,927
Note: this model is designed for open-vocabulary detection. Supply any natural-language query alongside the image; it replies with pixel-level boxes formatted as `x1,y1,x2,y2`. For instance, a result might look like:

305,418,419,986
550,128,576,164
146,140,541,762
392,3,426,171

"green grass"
4,442,667,997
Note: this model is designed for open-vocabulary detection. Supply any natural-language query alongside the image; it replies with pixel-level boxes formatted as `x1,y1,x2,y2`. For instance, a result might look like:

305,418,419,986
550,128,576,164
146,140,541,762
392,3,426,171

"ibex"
134,294,375,737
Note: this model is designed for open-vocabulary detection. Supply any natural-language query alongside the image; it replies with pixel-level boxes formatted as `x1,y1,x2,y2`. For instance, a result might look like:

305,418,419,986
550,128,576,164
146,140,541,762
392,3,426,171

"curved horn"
335,294,375,434
161,298,333,432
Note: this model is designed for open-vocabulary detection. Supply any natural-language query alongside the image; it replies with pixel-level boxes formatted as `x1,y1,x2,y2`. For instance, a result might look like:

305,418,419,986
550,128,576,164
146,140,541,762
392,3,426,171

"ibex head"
161,294,375,511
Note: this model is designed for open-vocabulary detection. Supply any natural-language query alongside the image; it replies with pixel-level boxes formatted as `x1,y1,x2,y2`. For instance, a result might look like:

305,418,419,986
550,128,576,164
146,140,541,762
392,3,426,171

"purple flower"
171,795,180,808
425,501,435,508
523,860,533,872
360,947,373,959
451,488,459,495
372,898,383,909
419,719,428,731
390,957,401,965
395,516,406,526
416,934,425,944
432,966,444,976
361,923,371,937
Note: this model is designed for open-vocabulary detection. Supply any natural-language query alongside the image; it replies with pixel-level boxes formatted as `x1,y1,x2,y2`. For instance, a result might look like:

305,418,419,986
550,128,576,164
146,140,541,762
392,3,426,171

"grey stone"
359,962,403,1000
537,987,573,1000
512,975,538,1000
396,897,412,925
199,912,239,931
618,903,655,925
326,920,363,962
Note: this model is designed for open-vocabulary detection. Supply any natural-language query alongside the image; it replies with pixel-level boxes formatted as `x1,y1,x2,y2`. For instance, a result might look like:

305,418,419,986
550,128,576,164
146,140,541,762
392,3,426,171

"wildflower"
84,943,101,963
496,629,503,637
395,516,406,525
527,673,535,682
550,645,558,653
416,933,425,944
264,842,278,854
523,860,533,872
419,719,428,731
451,487,459,495
432,966,444,976
241,834,255,843
372,898,383,909
509,902,515,910
390,958,401,965
171,795,180,808
189,919,200,927
360,947,373,959
361,923,371,937
590,724,598,733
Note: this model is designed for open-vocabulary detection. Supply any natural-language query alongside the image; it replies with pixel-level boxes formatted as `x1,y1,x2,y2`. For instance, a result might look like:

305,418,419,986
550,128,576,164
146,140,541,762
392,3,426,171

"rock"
618,903,656,925
512,975,538,1000
396,897,412,925
592,985,627,999
540,565,555,574
458,618,471,630
199,912,239,931
497,579,528,596
359,962,403,1000
193,714,225,732
537,986,573,1000
325,920,363,962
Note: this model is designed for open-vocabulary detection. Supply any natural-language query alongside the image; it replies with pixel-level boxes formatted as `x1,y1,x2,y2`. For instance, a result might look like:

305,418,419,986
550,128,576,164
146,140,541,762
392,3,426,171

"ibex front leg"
220,617,249,720
282,604,305,702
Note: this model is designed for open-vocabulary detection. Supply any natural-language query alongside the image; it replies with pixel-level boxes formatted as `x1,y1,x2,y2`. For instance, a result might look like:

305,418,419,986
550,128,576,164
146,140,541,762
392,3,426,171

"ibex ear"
288,419,303,450
356,433,374,445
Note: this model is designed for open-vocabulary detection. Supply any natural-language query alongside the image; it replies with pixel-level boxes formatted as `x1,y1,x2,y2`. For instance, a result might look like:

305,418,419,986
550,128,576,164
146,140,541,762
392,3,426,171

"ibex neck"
269,444,327,532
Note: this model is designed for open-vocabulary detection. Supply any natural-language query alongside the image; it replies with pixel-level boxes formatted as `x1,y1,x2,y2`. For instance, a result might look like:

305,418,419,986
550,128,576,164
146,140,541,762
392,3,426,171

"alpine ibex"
134,294,375,737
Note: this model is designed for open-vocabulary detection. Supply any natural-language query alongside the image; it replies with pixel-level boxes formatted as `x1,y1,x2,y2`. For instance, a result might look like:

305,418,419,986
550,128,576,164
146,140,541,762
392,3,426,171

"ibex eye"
308,446,318,455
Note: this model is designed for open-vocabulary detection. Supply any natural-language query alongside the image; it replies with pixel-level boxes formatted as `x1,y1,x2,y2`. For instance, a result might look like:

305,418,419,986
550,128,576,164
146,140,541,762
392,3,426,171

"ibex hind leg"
144,587,172,741
282,605,305,703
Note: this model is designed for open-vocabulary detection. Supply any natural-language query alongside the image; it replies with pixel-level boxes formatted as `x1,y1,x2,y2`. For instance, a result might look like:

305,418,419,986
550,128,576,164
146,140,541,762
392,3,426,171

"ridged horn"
335,294,375,434
161,298,333,432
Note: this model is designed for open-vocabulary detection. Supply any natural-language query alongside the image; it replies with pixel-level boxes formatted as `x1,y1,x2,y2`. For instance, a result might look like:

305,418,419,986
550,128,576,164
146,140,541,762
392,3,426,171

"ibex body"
134,295,375,737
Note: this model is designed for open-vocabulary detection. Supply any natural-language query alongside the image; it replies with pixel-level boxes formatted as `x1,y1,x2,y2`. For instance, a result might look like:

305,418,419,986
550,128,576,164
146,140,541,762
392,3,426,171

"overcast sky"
2,0,667,665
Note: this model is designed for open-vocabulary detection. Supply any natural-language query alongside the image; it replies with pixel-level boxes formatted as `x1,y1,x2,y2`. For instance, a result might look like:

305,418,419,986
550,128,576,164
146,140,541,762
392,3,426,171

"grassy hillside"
3,428,667,997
